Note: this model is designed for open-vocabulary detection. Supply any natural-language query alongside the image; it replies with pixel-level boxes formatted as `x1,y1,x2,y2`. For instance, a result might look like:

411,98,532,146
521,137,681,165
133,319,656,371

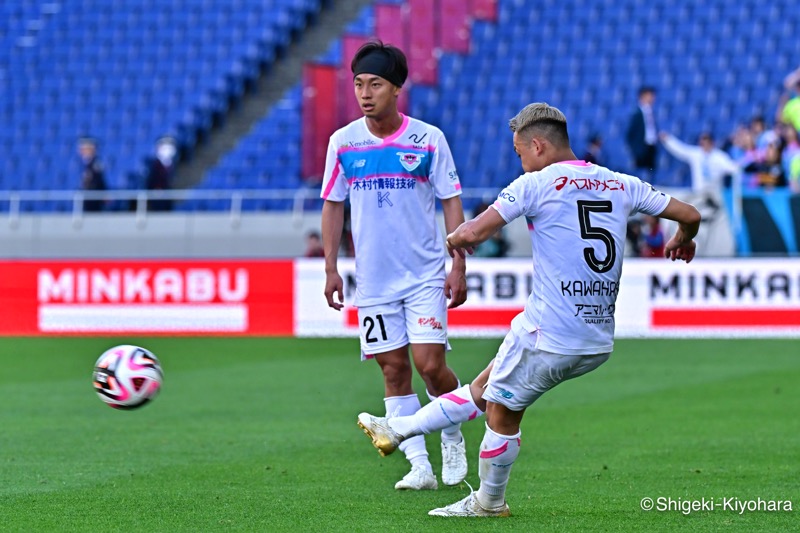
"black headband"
352,50,405,87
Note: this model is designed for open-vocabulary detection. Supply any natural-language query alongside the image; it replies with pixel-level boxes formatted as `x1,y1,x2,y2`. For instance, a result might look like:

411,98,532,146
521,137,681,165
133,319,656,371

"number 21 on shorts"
362,313,388,344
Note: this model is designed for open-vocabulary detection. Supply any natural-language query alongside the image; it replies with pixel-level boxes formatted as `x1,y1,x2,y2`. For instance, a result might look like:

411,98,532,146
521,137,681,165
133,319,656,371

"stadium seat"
3,0,794,210
0,0,324,210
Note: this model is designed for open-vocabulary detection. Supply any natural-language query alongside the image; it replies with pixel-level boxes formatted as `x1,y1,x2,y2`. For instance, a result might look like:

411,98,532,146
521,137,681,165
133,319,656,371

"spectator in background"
640,215,665,258
744,141,786,188
146,136,177,211
790,156,800,193
626,86,658,180
749,115,778,150
624,218,643,258
779,125,800,193
660,131,740,197
471,202,509,257
660,131,740,255
778,71,800,132
778,123,800,170
77,137,107,212
304,230,325,257
582,133,604,165
728,126,762,187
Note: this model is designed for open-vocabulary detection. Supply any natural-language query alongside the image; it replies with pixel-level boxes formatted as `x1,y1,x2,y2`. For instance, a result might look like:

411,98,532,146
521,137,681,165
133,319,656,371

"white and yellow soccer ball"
92,345,163,410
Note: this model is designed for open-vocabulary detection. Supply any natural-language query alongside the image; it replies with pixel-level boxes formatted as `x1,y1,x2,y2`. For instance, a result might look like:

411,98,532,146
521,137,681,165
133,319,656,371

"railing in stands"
0,188,503,226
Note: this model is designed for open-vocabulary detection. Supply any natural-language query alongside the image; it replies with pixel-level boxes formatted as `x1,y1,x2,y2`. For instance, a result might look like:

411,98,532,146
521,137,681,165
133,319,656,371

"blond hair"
509,103,569,146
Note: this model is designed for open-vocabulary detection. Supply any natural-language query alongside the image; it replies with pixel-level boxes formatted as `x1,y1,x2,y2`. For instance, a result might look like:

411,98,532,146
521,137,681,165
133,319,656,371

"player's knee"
380,359,412,388
418,364,459,397
414,356,447,382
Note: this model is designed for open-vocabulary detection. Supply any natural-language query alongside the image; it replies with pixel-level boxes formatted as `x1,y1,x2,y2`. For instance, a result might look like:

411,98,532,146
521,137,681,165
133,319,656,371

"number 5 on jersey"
577,200,616,274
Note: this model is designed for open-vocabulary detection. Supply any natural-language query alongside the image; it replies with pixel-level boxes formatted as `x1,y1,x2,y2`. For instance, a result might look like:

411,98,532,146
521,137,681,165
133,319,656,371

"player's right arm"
658,197,701,263
320,134,349,311
446,207,507,258
321,200,345,310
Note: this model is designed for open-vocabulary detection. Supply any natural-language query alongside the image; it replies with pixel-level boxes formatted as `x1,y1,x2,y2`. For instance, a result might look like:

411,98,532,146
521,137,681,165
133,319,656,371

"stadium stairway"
175,0,376,189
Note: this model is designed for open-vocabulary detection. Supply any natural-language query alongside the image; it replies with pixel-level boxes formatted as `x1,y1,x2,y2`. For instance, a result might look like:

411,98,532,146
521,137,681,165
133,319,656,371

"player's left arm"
430,130,469,308
441,195,468,308
446,207,507,258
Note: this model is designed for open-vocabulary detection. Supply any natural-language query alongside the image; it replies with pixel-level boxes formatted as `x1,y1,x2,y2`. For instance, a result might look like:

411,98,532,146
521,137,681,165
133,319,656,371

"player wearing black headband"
321,41,470,491
350,41,408,133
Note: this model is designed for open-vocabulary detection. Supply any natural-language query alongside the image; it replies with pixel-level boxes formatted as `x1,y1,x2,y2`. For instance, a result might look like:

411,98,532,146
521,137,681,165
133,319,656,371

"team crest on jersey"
397,152,425,171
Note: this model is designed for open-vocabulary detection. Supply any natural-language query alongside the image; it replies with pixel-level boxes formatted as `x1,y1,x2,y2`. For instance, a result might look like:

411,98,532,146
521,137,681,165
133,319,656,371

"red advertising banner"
0,260,294,336
408,0,438,85
301,64,339,182
439,0,470,53
472,0,498,21
374,3,410,115
341,34,369,124
375,3,407,55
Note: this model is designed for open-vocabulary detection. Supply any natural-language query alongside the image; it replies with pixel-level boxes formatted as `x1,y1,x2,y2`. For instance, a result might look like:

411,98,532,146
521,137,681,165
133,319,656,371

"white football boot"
357,412,402,457
440,438,468,486
428,492,510,517
394,464,438,491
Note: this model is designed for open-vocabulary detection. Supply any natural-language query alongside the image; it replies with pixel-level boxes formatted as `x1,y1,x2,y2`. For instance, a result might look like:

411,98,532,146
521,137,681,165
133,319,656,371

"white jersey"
321,114,462,306
492,161,671,355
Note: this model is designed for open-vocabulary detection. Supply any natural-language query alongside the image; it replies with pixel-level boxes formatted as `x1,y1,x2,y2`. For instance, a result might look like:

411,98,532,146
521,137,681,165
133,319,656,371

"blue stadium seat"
0,0,325,209
3,0,791,211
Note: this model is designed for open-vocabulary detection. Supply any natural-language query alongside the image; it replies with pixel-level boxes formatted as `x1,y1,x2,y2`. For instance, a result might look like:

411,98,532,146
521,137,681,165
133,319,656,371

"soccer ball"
92,345,163,410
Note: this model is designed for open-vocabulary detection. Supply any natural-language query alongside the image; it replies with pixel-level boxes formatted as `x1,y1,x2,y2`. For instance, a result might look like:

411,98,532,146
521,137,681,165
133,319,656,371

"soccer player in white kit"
321,41,470,490
357,102,701,516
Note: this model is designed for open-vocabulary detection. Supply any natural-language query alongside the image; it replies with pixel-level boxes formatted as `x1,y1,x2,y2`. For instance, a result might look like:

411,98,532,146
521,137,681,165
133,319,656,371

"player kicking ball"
357,102,701,516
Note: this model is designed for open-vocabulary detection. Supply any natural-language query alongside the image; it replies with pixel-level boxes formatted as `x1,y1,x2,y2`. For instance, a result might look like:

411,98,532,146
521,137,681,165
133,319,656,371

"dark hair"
350,40,408,87
638,86,656,97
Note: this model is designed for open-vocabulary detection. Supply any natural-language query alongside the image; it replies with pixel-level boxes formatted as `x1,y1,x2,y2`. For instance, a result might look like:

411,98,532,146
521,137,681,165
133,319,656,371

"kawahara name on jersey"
561,279,620,297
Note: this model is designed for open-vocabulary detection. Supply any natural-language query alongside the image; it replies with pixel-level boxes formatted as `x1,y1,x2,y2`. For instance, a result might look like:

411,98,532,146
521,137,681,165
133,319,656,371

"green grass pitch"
0,336,797,532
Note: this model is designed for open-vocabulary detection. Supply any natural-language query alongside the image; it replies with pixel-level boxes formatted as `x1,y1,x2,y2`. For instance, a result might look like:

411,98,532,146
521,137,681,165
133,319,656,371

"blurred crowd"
615,69,800,257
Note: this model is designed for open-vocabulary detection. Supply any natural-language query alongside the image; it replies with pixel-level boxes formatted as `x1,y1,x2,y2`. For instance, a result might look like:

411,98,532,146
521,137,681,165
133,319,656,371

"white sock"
426,383,464,444
477,423,521,509
389,384,483,438
385,394,431,473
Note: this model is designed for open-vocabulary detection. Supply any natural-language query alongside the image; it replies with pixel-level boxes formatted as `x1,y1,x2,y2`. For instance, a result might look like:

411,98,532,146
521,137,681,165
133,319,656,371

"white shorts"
358,285,448,361
483,315,610,411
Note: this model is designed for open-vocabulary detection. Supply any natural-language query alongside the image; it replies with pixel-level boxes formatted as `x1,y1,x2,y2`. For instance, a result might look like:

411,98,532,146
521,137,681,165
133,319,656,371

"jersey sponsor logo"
495,388,515,400
377,191,393,207
498,190,516,202
573,303,615,324
341,139,377,149
448,170,459,182
353,159,366,168
352,178,416,192
417,316,443,330
552,176,626,192
397,152,425,171
408,133,427,144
